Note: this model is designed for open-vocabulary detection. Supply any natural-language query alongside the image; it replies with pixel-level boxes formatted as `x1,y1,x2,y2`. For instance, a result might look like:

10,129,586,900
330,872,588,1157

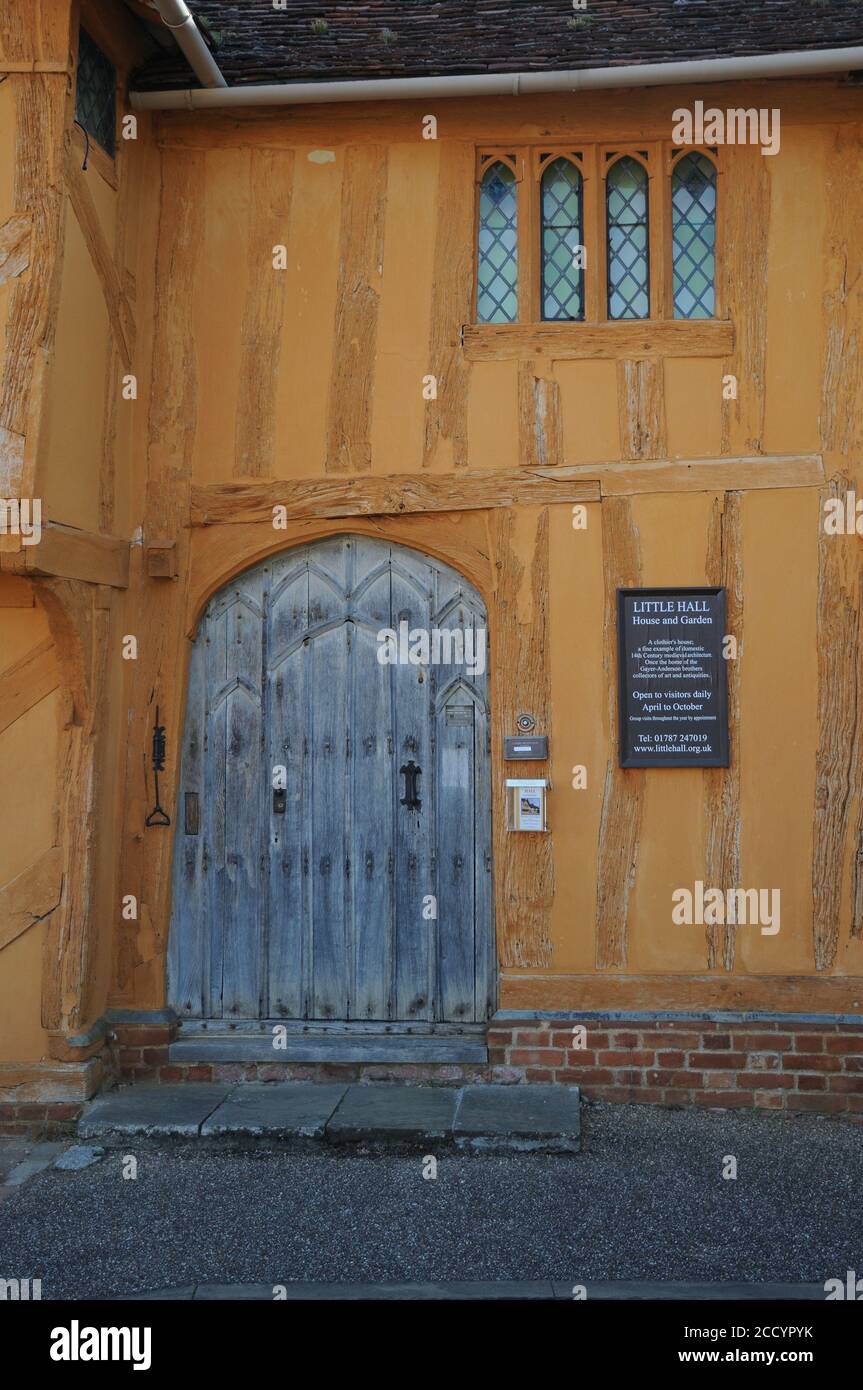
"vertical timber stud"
326,145,387,472
489,507,553,968
0,7,70,498
518,361,563,471
423,142,474,470
234,148,294,478
720,145,769,456
814,124,863,961
616,358,667,462
595,496,643,969
36,580,112,1038
704,492,743,970
812,476,859,968
117,146,204,1005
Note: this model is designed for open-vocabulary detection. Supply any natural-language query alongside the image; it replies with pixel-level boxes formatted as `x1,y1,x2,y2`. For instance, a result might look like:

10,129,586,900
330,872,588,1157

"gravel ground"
0,1101,860,1299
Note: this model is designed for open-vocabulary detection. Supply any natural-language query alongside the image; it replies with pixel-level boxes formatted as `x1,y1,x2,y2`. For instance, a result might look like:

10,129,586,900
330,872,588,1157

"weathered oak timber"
595,496,643,969
152,82,863,150
63,145,134,369
0,634,58,735
488,507,554,969
0,846,63,952
326,145,387,472
189,455,822,527
500,972,863,1015
424,142,474,470
234,148,294,478
617,358,667,460
464,319,734,362
191,469,601,525
0,522,130,587
720,145,769,455
578,454,824,496
704,492,743,971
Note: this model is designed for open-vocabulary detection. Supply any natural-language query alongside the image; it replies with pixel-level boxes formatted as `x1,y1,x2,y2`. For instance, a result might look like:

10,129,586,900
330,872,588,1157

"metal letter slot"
273,788,287,815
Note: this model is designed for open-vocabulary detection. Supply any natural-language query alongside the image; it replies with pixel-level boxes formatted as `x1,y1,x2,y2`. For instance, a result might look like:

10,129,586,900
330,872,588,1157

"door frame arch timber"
168,532,496,1025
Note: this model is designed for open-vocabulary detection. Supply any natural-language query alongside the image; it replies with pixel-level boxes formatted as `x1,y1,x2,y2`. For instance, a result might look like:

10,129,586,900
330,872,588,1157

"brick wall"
106,1011,863,1119
488,1015,863,1117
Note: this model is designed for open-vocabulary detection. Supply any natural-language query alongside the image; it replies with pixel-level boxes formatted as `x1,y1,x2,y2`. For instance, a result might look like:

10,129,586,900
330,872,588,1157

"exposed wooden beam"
0,847,63,954
0,521,130,588
463,319,735,362
500,972,863,1016
63,145,134,368
577,453,825,496
0,636,58,735
190,470,602,526
190,454,824,527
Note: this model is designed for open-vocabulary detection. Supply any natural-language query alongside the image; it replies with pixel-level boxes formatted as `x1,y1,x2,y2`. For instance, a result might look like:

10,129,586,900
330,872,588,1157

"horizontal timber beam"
191,455,823,527
190,470,602,526
0,521,130,587
462,319,734,361
575,453,825,496
501,972,863,1016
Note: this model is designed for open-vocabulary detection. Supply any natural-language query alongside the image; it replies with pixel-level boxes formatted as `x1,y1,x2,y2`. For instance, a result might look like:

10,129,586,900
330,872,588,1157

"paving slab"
79,1085,230,1140
54,1145,105,1171
454,1084,581,1152
326,1084,458,1142
201,1083,348,1139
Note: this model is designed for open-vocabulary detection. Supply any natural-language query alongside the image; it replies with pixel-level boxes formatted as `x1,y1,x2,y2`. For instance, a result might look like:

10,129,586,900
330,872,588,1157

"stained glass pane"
606,156,649,320
477,162,518,323
672,153,717,319
75,28,116,158
541,158,584,321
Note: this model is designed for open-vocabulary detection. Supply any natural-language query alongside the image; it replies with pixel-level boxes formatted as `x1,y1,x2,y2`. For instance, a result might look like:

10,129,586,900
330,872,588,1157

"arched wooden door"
169,536,495,1025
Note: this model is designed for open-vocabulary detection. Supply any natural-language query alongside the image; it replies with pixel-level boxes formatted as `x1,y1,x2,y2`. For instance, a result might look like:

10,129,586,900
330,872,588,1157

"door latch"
273,788,287,815
400,760,422,811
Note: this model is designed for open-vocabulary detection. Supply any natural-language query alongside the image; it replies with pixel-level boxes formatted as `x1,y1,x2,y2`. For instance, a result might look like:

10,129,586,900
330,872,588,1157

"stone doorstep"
168,1034,488,1065
78,1081,581,1152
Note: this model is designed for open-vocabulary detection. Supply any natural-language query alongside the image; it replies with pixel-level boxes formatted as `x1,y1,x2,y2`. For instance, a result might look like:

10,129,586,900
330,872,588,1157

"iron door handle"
400,760,422,811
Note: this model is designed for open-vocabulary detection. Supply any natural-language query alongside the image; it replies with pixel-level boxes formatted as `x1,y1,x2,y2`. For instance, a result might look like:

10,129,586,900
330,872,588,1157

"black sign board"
617,587,729,768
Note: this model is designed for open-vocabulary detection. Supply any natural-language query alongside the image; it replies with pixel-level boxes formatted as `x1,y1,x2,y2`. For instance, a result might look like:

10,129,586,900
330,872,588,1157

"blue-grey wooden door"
169,536,495,1023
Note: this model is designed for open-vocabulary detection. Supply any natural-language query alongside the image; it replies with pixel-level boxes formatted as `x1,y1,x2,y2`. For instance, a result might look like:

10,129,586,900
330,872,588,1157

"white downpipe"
130,44,863,110
152,0,227,90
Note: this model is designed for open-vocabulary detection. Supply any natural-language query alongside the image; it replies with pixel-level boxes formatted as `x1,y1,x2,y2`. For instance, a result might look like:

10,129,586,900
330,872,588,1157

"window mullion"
648,141,670,320
583,146,602,323
516,152,534,324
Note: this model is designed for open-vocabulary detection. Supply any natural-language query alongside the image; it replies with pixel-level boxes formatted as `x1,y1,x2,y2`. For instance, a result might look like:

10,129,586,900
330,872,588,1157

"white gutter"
151,0,227,90
130,44,863,110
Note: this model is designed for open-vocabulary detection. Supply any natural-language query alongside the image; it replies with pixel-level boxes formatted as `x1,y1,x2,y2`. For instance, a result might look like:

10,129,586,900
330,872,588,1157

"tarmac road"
0,1101,860,1300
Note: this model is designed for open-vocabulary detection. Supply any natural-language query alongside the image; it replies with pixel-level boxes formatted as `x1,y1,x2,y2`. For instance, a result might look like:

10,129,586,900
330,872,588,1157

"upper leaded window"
671,152,717,319
606,156,649,320
540,158,584,321
477,160,518,323
75,28,116,158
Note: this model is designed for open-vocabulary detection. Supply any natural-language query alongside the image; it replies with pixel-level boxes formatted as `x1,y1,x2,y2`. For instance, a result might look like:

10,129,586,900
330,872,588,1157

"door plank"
391,556,436,1020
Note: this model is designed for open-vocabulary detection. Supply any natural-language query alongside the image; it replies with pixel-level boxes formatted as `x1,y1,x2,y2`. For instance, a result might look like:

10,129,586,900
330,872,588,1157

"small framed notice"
617,587,729,768
505,779,548,832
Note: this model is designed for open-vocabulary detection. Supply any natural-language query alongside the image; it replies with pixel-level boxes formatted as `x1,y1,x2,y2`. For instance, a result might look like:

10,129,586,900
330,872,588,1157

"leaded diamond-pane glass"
672,152,717,319
541,158,584,321
477,162,518,323
606,156,649,320
75,28,116,158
